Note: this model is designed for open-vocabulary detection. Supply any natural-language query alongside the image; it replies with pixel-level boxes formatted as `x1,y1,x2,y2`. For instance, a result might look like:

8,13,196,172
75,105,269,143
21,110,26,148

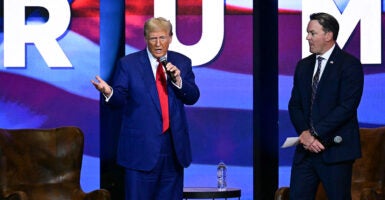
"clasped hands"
299,130,325,153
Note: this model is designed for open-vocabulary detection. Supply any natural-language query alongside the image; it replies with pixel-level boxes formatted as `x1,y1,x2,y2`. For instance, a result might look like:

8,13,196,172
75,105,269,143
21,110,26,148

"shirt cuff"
172,78,182,89
310,128,319,138
103,87,113,102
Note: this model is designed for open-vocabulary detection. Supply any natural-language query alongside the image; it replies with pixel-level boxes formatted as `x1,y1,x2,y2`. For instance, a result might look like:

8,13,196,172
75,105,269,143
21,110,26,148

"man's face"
306,20,331,55
146,30,172,59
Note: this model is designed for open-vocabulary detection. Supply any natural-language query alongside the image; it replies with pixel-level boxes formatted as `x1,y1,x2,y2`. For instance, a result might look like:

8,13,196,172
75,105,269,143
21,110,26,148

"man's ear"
325,31,334,42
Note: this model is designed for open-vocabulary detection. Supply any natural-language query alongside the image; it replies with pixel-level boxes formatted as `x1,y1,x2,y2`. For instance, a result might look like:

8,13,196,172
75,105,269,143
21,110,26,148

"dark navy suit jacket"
288,45,364,164
107,49,200,171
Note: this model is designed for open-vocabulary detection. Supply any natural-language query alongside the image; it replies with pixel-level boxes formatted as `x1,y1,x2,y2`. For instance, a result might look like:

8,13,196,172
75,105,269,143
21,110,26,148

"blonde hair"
144,17,173,38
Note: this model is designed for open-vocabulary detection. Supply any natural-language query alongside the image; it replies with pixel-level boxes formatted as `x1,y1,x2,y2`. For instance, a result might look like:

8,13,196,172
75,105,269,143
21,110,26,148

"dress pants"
289,152,353,200
124,130,184,200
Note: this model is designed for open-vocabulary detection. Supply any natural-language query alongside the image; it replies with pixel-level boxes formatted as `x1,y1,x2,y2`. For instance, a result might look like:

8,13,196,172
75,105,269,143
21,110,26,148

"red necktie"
156,60,169,133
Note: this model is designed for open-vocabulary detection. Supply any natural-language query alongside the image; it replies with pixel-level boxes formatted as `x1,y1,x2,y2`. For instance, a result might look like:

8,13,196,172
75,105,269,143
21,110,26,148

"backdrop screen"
0,0,254,198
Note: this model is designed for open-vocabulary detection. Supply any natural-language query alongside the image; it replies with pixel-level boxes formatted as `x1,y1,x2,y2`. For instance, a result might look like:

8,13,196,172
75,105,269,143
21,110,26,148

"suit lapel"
166,52,176,113
316,46,341,92
138,50,162,114
305,54,317,95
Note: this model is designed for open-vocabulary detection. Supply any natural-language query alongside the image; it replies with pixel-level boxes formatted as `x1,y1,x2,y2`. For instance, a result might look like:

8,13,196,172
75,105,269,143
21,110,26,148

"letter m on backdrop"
302,0,381,64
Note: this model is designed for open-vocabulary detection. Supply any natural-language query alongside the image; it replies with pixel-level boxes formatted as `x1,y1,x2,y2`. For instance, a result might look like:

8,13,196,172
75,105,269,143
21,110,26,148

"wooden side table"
183,187,241,199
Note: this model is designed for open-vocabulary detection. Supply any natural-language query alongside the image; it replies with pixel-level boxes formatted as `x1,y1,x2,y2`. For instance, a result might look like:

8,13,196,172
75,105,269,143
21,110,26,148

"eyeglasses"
147,36,169,44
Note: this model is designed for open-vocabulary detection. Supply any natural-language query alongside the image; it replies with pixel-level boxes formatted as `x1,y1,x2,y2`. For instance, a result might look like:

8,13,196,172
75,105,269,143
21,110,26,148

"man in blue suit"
92,17,200,199
288,13,364,199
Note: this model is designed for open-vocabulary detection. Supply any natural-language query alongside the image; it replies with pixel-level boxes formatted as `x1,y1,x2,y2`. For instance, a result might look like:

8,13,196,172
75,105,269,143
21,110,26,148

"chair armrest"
360,188,379,200
84,189,111,200
275,187,290,200
3,191,28,200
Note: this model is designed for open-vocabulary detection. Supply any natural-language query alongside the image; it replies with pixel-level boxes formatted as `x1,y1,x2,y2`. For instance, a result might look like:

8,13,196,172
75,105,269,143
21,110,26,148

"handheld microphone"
159,56,174,81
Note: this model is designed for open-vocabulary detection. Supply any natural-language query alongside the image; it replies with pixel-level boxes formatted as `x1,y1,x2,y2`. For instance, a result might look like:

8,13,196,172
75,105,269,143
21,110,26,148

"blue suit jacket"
288,45,364,164
107,49,200,171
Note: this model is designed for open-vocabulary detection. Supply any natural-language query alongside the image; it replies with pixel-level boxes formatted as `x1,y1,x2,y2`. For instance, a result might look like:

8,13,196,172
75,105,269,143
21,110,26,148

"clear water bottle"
217,161,227,191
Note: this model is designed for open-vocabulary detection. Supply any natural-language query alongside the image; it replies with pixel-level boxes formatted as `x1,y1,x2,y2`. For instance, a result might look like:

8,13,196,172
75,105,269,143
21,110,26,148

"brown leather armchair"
0,126,111,200
275,127,385,200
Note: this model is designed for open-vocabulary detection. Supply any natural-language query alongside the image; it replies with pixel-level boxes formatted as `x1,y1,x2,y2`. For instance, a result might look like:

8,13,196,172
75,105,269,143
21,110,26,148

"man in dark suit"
91,17,200,199
288,12,364,199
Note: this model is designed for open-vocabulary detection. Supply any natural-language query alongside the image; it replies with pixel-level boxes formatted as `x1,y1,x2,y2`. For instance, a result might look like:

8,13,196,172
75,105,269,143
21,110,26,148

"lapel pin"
330,61,334,64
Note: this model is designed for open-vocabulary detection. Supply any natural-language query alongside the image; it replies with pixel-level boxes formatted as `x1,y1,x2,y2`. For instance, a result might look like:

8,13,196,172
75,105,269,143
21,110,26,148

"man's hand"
299,130,325,153
165,62,182,87
91,75,112,97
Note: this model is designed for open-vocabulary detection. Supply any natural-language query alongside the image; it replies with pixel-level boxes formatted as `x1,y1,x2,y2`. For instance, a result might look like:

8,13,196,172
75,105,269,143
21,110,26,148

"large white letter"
154,0,224,66
302,0,381,64
4,0,72,67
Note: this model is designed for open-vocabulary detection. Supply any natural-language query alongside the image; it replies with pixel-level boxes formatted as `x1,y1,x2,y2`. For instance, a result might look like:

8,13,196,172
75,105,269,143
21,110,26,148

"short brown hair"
144,17,173,38
310,12,339,41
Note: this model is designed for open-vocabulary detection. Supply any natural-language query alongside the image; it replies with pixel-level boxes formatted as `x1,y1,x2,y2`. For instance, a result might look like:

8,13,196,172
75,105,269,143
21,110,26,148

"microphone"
333,136,342,144
322,135,342,147
159,56,174,81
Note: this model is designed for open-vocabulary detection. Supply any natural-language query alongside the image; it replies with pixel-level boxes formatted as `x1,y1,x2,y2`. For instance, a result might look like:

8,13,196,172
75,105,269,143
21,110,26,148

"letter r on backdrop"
4,0,72,68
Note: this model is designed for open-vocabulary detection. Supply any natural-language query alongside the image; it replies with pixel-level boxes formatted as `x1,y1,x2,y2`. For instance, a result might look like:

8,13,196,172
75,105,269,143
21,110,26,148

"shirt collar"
146,47,167,64
317,44,335,61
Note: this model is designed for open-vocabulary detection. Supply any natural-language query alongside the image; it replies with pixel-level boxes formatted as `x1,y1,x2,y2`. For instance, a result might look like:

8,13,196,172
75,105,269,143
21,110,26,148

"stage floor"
80,156,291,200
